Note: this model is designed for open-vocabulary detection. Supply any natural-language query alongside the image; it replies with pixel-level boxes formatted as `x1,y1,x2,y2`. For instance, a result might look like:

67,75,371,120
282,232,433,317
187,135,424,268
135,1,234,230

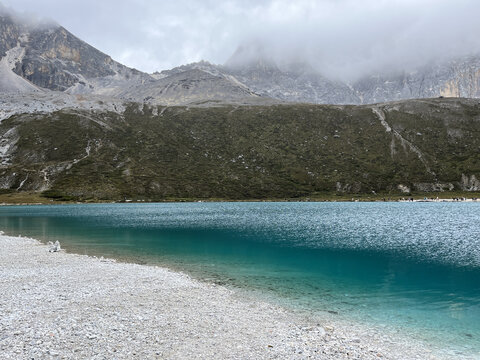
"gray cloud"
3,0,480,81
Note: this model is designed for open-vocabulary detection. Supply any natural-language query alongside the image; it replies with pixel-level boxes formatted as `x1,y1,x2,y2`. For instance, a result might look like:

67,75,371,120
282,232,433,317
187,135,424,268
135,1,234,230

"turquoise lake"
1,202,479,356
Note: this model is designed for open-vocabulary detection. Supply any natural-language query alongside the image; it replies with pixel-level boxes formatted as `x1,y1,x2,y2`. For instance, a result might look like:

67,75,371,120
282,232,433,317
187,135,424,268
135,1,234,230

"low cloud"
3,0,480,81
236,0,480,81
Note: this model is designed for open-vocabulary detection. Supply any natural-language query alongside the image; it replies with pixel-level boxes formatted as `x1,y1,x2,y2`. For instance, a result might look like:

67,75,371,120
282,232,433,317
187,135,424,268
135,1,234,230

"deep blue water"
1,202,479,355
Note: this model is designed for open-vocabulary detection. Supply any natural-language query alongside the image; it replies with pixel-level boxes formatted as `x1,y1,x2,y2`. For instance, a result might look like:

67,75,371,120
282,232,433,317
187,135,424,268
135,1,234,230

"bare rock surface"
0,234,466,359
0,91,126,122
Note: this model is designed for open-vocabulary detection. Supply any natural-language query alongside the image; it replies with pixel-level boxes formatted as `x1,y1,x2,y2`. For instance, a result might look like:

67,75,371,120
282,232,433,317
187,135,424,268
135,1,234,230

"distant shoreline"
0,233,456,359
1,191,479,206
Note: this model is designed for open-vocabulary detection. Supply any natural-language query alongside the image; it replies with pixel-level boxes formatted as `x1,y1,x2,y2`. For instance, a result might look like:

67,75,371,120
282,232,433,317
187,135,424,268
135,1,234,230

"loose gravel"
0,234,466,359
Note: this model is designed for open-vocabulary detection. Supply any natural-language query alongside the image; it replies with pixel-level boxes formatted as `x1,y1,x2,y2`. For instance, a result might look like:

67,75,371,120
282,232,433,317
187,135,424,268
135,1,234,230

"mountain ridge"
2,7,480,106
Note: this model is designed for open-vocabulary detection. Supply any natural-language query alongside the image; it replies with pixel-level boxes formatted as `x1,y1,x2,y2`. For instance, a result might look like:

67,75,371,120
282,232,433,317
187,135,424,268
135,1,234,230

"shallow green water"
1,202,479,356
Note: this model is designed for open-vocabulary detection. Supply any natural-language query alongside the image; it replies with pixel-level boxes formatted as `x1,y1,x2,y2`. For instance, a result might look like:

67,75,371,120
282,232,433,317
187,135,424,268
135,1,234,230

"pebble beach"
0,234,465,359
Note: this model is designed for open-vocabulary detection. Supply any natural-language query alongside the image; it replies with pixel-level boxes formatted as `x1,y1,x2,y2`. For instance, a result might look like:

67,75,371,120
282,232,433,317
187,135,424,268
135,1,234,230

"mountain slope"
0,6,24,57
167,49,480,106
115,68,268,106
2,6,480,109
0,7,152,94
155,59,361,105
0,44,41,93
0,8,276,106
353,56,480,104
226,59,361,105
224,49,480,105
1,98,479,200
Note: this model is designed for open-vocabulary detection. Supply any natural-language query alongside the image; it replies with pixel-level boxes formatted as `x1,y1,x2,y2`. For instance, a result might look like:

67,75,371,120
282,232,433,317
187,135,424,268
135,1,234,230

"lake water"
1,202,479,356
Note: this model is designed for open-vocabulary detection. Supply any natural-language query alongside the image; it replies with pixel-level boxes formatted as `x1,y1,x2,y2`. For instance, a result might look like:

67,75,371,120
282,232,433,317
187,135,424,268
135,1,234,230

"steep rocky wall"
0,13,22,57
16,26,117,91
440,69,480,99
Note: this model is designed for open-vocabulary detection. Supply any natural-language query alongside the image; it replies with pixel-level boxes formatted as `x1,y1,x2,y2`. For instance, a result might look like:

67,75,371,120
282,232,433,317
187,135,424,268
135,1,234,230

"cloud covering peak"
2,0,480,80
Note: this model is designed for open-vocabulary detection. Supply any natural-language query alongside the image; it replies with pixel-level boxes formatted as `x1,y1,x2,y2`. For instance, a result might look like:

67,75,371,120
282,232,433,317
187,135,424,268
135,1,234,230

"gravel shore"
0,234,462,359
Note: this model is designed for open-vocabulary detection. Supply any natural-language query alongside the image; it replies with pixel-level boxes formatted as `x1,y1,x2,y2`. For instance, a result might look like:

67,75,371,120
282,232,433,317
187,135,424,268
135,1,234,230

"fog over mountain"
2,0,480,81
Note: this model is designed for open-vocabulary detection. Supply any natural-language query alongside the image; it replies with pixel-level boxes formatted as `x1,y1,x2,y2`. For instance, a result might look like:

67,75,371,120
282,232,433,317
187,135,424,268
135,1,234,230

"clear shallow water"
1,202,479,356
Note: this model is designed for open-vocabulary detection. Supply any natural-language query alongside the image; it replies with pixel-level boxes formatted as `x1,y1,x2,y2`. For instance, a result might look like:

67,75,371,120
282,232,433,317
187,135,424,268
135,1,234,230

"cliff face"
353,56,480,104
16,26,115,91
0,10,150,92
438,59,480,98
0,12,22,57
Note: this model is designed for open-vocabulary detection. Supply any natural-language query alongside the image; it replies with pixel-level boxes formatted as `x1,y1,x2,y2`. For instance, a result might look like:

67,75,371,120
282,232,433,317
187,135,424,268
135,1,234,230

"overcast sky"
3,0,480,80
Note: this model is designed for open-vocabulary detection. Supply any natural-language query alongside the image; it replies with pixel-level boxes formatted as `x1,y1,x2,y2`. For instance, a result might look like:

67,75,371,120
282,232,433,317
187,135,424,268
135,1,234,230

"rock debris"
0,235,464,359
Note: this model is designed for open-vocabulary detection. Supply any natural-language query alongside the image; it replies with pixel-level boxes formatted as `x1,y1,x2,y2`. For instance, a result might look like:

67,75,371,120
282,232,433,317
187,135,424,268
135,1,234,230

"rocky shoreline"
0,234,467,359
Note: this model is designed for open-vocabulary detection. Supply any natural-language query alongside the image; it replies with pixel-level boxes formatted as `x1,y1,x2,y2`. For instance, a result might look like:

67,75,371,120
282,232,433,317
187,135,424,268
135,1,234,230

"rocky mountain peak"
0,6,150,93
225,42,277,69
154,60,224,79
1,5,480,107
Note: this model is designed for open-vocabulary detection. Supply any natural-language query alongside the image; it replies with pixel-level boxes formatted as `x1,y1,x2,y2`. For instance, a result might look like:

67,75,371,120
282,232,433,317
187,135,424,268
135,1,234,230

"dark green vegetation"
1,98,479,201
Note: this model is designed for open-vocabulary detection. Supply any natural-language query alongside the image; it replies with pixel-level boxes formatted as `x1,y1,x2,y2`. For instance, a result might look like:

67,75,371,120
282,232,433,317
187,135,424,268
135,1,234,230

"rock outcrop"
353,56,480,104
460,174,480,191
